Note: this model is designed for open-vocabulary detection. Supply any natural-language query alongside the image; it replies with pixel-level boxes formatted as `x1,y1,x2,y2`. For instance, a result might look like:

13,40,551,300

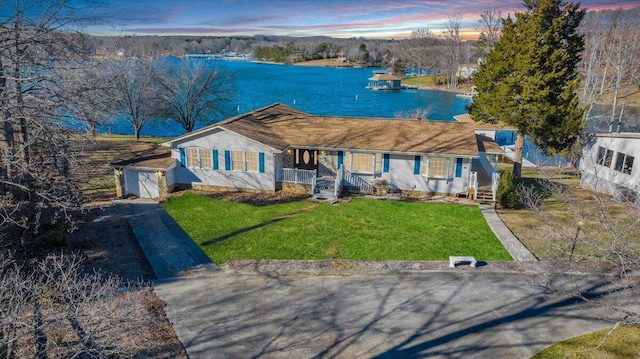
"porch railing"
491,172,500,201
281,168,316,185
343,168,374,194
470,171,478,200
335,165,344,197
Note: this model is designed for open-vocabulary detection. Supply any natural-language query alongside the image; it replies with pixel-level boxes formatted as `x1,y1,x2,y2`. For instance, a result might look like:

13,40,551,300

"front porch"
275,147,500,202
276,166,375,202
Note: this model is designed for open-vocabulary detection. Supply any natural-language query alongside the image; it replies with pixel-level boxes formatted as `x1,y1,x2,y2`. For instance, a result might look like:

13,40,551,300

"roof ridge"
311,114,471,124
219,102,308,126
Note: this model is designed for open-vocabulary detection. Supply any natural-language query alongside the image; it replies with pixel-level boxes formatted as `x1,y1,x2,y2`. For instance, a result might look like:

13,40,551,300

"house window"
187,148,199,168
352,153,373,172
245,152,258,172
614,152,634,175
200,149,212,168
231,151,244,170
425,157,448,178
597,147,614,168
374,153,382,173
597,147,605,164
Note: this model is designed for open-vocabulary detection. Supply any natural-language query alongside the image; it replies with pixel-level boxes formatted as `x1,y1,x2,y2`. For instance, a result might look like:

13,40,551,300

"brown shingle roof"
111,142,175,169
169,103,481,156
476,134,504,154
368,73,401,81
454,113,516,130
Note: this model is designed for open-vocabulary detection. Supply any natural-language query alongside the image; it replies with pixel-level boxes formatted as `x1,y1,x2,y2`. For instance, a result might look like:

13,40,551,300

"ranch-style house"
111,103,502,201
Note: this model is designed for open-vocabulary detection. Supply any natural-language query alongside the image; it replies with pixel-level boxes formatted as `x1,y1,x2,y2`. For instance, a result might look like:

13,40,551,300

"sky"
31,0,640,39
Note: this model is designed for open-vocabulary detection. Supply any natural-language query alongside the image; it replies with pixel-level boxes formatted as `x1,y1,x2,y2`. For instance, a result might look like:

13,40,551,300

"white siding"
166,167,175,187
170,128,279,191
352,154,470,194
580,135,640,196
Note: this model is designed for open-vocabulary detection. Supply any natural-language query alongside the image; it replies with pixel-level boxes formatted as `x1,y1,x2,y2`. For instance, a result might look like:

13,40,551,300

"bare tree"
579,10,609,131
57,61,115,137
393,106,433,120
600,9,640,132
579,8,640,133
154,59,233,133
475,10,502,60
517,167,640,328
404,28,437,77
441,14,462,88
108,59,158,139
1,251,153,358
0,0,94,248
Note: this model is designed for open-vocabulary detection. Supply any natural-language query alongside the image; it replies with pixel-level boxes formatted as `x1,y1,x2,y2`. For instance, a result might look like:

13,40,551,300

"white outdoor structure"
580,132,640,204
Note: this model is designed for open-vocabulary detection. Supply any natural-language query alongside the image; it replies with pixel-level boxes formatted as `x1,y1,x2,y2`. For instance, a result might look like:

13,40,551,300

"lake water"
99,60,472,138
98,59,580,165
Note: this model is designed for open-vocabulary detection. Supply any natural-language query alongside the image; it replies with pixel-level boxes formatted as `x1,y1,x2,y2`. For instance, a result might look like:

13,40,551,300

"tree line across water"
1,1,639,357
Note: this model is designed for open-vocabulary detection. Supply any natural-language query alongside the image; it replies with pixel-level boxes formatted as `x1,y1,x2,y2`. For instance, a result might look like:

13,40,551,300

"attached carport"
110,142,177,199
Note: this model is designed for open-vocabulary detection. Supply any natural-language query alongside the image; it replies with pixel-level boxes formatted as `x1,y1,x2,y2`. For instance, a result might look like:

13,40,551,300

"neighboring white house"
456,64,479,79
580,132,640,204
112,103,502,200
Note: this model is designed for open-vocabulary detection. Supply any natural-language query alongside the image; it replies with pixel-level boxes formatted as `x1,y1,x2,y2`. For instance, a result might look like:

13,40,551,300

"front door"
295,149,318,172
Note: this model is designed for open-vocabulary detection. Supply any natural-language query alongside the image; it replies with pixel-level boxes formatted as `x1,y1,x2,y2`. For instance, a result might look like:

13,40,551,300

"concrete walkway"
479,203,538,263
115,199,216,279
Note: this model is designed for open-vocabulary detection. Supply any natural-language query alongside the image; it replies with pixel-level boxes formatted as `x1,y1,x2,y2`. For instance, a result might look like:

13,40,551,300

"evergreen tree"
468,0,586,178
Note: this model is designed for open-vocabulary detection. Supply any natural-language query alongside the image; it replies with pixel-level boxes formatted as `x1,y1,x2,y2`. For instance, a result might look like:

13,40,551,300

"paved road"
155,271,613,359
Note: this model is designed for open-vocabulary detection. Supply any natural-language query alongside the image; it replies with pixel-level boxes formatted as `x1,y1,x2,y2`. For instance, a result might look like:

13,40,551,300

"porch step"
475,188,494,203
313,177,337,202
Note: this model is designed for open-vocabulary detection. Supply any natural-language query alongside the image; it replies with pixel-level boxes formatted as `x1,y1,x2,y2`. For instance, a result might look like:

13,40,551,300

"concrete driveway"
155,271,614,358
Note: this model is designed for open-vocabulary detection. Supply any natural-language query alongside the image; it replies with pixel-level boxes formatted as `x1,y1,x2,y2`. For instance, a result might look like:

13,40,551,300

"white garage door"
125,169,159,199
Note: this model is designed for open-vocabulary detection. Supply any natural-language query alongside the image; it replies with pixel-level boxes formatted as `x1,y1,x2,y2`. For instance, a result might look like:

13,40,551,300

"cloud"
193,15,283,27
83,0,639,39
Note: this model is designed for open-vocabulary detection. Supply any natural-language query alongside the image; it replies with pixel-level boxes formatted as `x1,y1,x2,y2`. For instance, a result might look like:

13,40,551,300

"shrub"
497,169,518,209
36,219,70,248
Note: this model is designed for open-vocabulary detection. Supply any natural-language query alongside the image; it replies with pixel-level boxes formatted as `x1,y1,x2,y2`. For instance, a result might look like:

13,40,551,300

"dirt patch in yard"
71,204,156,280
65,204,188,358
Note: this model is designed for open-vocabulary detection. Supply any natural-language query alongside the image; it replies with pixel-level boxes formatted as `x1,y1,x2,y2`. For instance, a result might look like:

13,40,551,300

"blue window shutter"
337,151,344,169
259,152,265,173
224,150,231,171
414,156,421,175
455,158,463,178
179,148,186,167
383,154,390,173
212,150,219,170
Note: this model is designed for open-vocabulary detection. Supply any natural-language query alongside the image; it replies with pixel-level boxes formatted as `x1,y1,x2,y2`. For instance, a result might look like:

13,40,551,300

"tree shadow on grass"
204,191,310,206
199,203,319,246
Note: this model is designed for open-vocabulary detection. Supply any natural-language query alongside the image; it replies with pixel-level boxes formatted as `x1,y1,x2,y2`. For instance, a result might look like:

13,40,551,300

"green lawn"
532,325,640,358
163,192,512,264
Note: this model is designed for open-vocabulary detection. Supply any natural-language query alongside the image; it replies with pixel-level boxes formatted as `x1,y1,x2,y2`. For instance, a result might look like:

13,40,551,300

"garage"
110,143,176,199
125,169,159,199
